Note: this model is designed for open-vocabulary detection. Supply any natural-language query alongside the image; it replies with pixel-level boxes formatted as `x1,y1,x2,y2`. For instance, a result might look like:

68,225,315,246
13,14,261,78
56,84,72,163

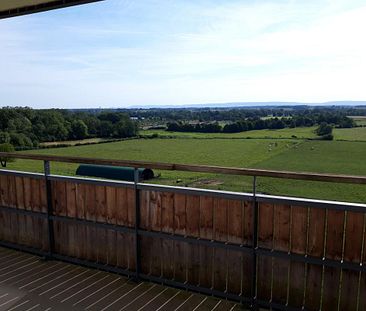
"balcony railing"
0,152,365,311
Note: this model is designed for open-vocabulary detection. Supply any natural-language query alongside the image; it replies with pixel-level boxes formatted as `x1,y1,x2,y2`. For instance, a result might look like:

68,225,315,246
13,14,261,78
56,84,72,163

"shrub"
0,143,15,167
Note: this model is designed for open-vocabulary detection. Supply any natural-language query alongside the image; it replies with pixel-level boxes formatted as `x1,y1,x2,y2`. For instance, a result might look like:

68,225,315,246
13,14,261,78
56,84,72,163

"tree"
316,122,333,140
0,143,15,167
99,121,114,138
316,122,333,136
0,132,10,144
70,120,88,140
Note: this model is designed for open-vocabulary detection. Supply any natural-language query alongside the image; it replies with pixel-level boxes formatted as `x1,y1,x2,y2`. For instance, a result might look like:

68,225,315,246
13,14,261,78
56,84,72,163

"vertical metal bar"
44,160,55,259
251,176,259,310
134,167,141,281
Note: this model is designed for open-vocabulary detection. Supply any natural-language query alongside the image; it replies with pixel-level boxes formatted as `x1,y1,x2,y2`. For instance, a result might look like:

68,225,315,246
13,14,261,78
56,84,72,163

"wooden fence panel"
1,171,366,311
0,176,47,251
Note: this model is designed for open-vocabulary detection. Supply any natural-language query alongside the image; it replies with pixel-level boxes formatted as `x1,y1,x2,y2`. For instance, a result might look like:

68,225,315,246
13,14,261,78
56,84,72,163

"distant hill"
126,101,366,109
68,101,366,112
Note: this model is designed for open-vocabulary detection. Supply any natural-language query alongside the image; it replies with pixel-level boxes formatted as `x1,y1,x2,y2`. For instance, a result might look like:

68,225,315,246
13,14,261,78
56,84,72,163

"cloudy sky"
1,0,365,108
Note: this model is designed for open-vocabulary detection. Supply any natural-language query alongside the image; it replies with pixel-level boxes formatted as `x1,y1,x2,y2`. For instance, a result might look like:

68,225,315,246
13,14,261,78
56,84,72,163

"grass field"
350,116,366,126
141,127,318,139
333,127,366,141
5,137,366,203
40,137,120,147
142,126,366,142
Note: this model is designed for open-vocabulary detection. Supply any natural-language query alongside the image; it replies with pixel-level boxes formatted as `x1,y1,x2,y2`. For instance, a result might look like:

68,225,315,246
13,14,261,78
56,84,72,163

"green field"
141,127,318,139
143,126,366,142
333,127,366,141
350,116,366,126
5,137,366,203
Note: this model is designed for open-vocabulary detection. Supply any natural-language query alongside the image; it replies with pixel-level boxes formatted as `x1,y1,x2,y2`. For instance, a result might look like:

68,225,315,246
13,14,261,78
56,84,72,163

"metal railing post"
134,168,141,281
44,160,55,259
251,176,259,310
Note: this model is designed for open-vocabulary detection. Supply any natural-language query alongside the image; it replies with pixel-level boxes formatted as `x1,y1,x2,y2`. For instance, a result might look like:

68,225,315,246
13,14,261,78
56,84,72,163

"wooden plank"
150,191,162,231
173,193,186,235
30,178,42,250
115,187,129,268
85,183,97,262
56,181,68,256
339,211,364,311
213,198,228,292
149,191,162,277
321,209,345,311
161,192,174,279
106,186,117,266
257,202,274,302
66,182,77,258
186,195,200,286
0,175,12,242
199,196,214,289
304,208,326,311
7,175,17,208
95,186,108,264
23,177,32,211
7,176,18,245
359,273,366,311
243,201,253,246
75,183,87,259
325,210,345,261
344,211,364,263
116,231,129,270
40,179,48,213
116,187,128,226
322,267,341,311
272,204,291,305
339,270,360,311
242,200,254,298
173,193,187,283
161,192,174,234
126,188,135,228
288,206,307,308
226,199,243,295
139,190,150,230
15,177,27,247
23,177,34,247
140,235,153,274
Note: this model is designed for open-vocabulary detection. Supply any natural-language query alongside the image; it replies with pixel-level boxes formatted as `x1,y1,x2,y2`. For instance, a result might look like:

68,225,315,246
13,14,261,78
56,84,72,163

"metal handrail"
0,152,366,184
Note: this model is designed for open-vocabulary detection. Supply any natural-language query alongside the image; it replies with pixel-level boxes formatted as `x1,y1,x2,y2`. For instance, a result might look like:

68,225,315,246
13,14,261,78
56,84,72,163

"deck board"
0,247,242,311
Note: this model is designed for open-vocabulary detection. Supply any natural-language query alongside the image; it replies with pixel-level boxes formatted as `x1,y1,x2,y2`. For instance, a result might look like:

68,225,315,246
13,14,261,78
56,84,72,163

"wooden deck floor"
0,247,244,311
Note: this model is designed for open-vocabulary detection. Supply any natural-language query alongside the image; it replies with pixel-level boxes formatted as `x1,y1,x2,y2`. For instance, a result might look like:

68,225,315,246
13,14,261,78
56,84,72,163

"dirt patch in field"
191,179,224,187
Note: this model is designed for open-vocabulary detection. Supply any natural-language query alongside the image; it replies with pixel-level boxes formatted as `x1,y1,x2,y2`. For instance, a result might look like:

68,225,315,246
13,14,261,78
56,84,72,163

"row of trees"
120,106,366,123
0,108,138,148
167,113,355,134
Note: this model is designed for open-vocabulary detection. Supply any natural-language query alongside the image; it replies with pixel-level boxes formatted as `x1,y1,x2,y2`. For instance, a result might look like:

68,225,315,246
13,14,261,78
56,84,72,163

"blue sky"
1,0,366,108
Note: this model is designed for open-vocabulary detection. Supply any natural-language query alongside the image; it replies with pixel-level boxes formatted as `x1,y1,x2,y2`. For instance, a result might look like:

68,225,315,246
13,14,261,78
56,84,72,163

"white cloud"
0,0,365,108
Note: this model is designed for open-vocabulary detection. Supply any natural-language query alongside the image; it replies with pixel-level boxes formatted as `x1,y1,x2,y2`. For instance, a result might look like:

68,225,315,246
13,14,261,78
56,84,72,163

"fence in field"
0,152,366,311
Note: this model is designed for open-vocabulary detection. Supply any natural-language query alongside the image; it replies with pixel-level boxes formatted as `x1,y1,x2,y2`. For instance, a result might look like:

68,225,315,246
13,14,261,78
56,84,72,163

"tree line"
0,107,138,148
167,112,355,134
110,106,366,123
